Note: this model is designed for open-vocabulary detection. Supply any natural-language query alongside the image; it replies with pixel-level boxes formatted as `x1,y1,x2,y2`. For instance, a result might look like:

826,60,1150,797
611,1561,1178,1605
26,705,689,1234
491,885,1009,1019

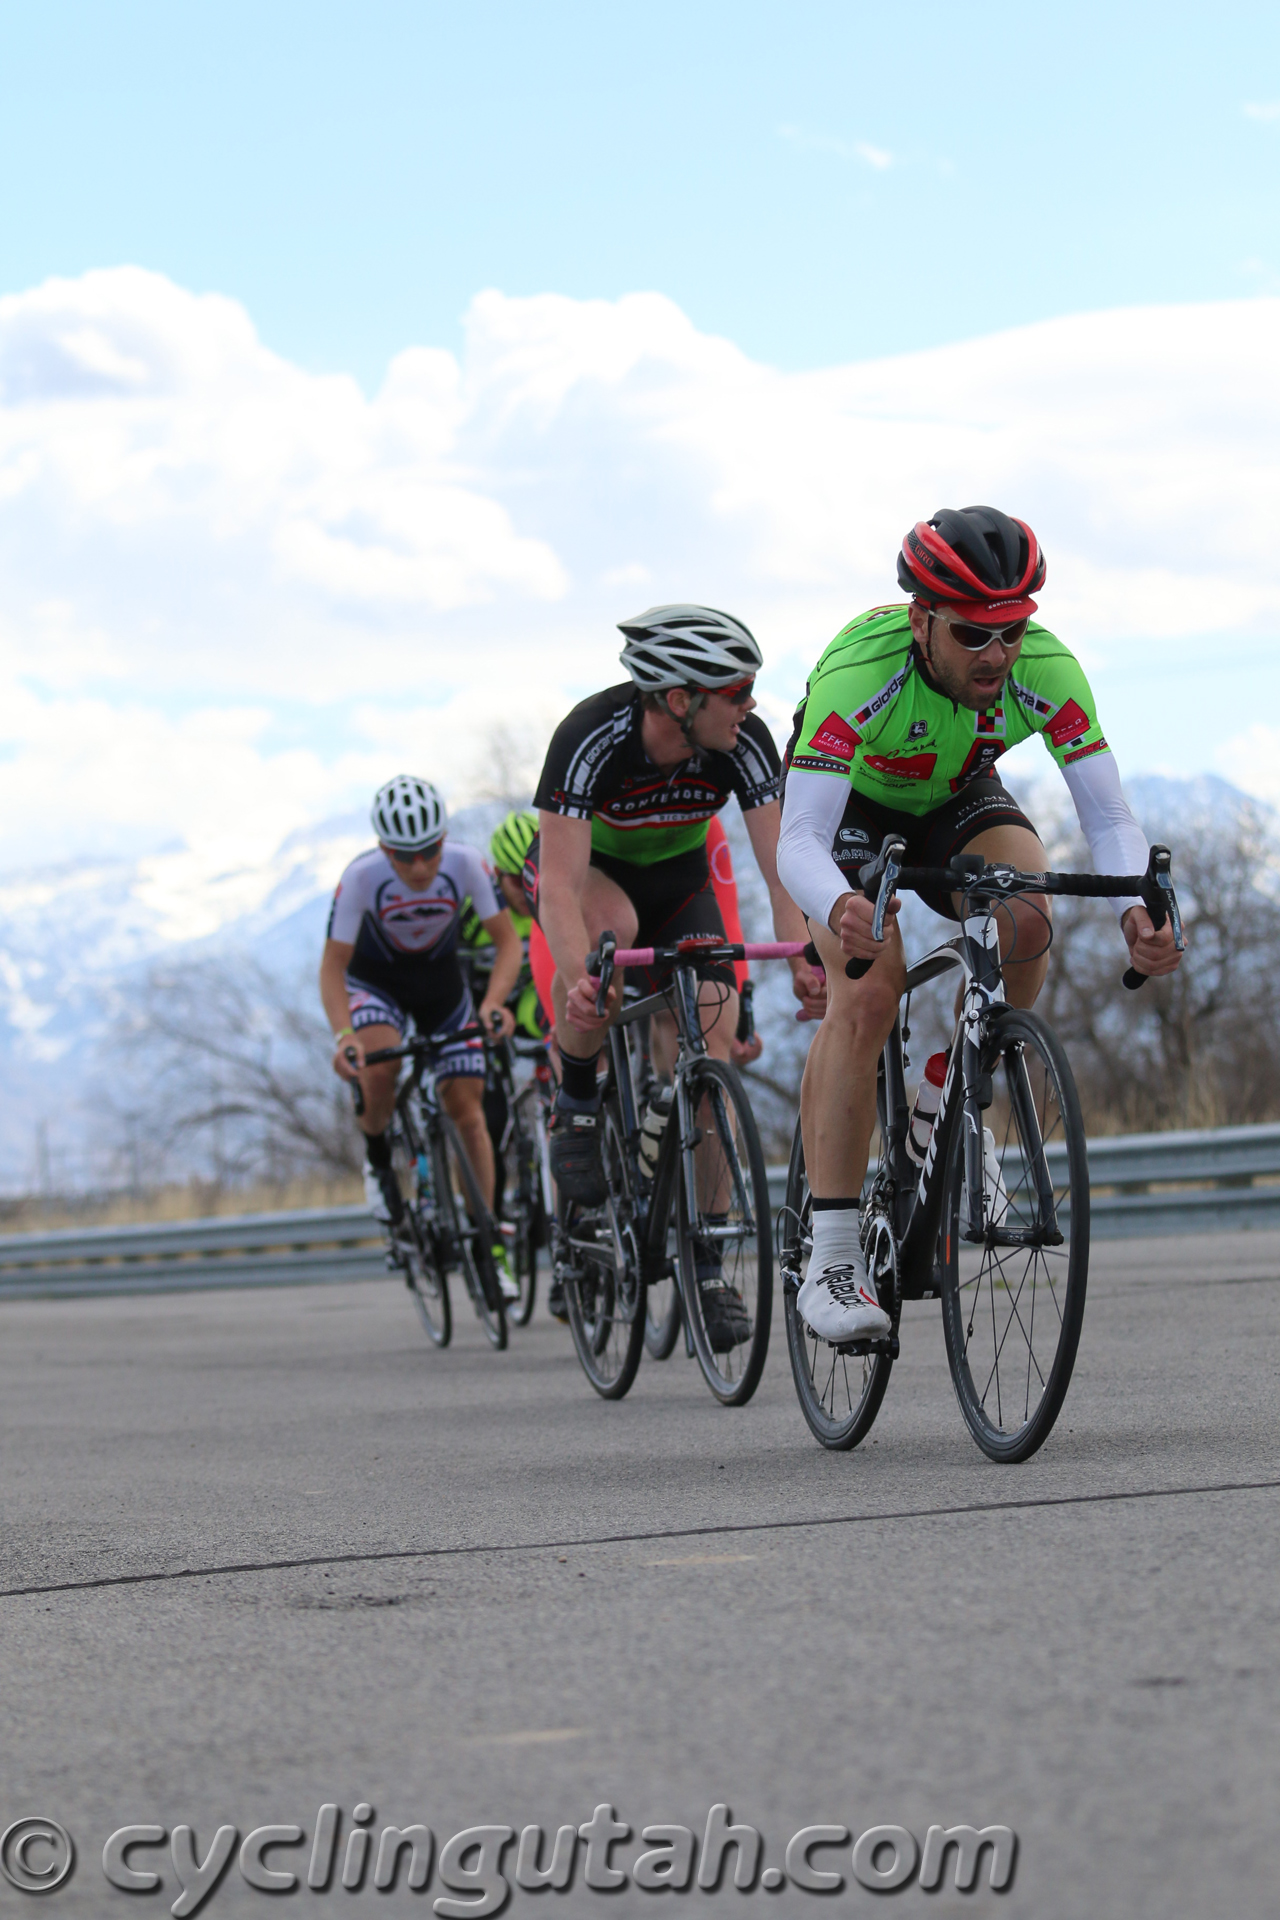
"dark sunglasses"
932,611,1030,652
711,678,757,705
388,839,444,863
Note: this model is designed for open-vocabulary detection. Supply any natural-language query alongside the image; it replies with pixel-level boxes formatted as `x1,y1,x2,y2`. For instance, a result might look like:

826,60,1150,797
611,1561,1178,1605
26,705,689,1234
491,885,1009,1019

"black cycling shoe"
546,1276,569,1322
697,1274,752,1353
548,1093,608,1204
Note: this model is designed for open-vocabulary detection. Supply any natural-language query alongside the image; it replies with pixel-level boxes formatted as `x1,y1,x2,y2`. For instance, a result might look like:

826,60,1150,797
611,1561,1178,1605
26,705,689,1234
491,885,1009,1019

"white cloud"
1242,101,1280,121
0,267,1279,870
777,125,893,168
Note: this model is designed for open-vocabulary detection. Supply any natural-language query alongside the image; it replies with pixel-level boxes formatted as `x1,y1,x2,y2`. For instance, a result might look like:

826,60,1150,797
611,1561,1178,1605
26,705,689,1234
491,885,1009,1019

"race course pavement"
0,1229,1276,1918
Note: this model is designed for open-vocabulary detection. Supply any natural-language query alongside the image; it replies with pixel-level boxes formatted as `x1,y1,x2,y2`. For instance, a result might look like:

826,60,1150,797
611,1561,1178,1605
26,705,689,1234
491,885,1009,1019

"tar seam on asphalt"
3,1476,1279,1602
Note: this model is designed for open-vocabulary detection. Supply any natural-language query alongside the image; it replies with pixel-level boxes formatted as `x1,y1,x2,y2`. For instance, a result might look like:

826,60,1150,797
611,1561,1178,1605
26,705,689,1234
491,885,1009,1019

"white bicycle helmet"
618,604,763,692
371,776,447,852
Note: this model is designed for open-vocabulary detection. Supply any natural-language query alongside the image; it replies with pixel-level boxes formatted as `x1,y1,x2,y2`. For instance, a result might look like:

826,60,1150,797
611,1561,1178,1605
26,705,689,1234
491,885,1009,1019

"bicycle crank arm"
832,1334,900,1360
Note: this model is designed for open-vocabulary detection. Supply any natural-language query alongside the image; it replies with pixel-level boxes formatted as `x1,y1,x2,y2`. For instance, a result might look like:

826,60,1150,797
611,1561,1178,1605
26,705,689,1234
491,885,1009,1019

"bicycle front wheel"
563,1097,647,1398
676,1058,772,1406
781,1116,892,1449
939,1007,1089,1463
400,1212,452,1347
438,1117,507,1351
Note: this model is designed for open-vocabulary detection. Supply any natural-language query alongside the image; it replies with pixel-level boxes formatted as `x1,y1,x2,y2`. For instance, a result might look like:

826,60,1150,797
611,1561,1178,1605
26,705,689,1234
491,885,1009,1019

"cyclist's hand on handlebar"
1122,905,1183,979
789,959,827,1023
481,1002,517,1041
564,970,621,1035
833,888,900,961
333,1034,365,1081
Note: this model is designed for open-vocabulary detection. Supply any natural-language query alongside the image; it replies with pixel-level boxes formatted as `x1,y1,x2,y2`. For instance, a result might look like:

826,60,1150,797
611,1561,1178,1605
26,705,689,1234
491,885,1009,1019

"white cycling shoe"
364,1164,396,1223
797,1256,891,1343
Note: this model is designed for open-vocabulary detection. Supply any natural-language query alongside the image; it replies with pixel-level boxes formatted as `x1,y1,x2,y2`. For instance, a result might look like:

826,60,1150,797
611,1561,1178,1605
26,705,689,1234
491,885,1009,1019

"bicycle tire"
438,1116,507,1351
781,1115,893,1449
400,1212,453,1347
388,1114,452,1347
938,1006,1089,1463
563,1097,647,1398
676,1058,772,1406
504,1085,544,1328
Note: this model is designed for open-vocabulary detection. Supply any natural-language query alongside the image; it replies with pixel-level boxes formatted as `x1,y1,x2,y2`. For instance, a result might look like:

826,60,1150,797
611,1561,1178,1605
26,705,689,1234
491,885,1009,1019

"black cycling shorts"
524,834,734,992
829,773,1039,921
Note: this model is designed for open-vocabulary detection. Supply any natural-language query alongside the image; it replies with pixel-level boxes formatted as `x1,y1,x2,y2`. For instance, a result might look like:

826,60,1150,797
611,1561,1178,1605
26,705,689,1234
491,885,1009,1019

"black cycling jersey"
533,683,781,867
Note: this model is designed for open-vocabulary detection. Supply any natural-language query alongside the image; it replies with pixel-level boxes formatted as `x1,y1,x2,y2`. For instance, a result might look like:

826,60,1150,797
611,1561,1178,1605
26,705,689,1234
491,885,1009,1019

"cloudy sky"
1,0,1278,871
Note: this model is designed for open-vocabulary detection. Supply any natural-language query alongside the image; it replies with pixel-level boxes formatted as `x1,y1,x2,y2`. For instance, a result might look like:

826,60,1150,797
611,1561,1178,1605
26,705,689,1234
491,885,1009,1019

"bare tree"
98,955,360,1191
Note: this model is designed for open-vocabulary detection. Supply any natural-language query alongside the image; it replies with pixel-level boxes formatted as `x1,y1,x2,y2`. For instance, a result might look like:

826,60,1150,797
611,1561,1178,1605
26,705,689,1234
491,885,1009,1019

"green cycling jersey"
785,603,1110,812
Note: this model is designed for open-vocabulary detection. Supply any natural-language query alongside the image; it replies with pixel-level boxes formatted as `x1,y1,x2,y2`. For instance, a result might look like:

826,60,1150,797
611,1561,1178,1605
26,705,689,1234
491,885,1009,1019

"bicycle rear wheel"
676,1058,772,1406
562,1097,647,1398
781,1116,893,1448
438,1117,507,1351
939,1007,1088,1463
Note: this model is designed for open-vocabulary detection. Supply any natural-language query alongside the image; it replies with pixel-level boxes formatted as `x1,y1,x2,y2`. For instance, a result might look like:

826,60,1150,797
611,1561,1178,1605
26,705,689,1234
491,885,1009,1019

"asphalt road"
0,1229,1277,1920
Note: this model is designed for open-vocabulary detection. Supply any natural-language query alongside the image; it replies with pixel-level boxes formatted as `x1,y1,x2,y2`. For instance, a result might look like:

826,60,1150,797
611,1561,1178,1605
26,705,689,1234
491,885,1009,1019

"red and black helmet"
897,506,1045,623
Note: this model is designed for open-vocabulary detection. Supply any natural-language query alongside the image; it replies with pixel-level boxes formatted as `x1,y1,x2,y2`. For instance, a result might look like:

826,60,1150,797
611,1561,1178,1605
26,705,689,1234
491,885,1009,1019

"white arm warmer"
777,771,854,929
1061,753,1148,919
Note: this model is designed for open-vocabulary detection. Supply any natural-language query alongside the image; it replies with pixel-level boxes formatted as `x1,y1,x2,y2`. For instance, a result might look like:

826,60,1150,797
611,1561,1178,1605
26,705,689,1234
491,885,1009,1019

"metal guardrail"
2,1123,1280,1300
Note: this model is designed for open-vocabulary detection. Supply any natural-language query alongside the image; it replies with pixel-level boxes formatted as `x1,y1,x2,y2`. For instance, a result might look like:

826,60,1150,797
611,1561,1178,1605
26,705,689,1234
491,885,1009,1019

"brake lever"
587,929,617,1017
1123,845,1183,990
846,835,907,981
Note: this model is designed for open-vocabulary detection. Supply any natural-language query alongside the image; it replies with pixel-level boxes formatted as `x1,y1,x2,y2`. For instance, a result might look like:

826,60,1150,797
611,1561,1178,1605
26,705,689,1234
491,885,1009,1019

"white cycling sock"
808,1201,862,1276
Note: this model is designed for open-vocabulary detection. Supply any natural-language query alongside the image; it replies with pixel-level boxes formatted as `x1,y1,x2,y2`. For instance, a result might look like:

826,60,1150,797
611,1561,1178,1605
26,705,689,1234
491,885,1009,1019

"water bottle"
906,1052,948,1165
637,1084,674,1180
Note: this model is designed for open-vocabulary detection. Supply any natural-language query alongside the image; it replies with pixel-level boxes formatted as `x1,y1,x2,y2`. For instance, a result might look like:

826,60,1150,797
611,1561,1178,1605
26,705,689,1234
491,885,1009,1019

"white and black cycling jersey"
327,842,501,1004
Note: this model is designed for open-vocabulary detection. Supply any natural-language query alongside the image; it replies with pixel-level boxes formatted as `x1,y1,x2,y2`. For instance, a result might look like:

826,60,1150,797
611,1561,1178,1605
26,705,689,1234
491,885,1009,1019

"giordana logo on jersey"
807,712,862,762
1011,680,1053,721
854,665,910,727
862,752,937,782
1046,698,1091,748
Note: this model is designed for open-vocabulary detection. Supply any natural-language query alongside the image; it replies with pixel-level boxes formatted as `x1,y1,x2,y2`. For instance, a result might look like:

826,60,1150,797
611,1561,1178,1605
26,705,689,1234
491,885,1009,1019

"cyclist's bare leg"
350,1022,403,1137
949,822,1052,1011
439,1073,495,1209
800,917,906,1196
548,866,638,1065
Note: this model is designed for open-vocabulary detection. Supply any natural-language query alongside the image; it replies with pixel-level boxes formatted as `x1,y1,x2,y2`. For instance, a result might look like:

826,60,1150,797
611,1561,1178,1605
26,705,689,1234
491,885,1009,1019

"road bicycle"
484,1025,555,1327
552,935,798,1404
349,1027,507,1350
781,840,1184,1462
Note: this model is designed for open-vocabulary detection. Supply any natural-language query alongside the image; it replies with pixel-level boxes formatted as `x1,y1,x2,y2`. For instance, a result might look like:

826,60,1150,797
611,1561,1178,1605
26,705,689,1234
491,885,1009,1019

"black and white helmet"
371,775,447,852
618,604,763,692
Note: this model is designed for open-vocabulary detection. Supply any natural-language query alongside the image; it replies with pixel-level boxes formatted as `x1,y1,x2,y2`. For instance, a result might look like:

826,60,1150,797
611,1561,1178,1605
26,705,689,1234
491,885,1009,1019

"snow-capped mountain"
0,775,1256,1193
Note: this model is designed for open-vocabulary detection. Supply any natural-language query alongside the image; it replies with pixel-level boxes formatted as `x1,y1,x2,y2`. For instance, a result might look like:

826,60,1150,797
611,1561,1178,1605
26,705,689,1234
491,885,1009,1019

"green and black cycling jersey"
534,682,782,866
784,603,1110,808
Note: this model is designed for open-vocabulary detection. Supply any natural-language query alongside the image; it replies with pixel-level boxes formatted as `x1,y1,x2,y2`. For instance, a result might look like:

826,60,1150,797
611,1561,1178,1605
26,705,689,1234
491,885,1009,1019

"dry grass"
0,1174,365,1235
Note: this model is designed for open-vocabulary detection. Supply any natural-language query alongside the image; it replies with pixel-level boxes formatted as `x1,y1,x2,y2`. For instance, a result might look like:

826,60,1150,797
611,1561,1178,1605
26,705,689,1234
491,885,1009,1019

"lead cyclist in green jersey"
776,505,1185,1346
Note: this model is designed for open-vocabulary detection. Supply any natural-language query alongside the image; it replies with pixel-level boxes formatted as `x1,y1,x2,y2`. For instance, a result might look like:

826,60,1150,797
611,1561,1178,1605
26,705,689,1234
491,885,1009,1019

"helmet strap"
666,687,706,743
